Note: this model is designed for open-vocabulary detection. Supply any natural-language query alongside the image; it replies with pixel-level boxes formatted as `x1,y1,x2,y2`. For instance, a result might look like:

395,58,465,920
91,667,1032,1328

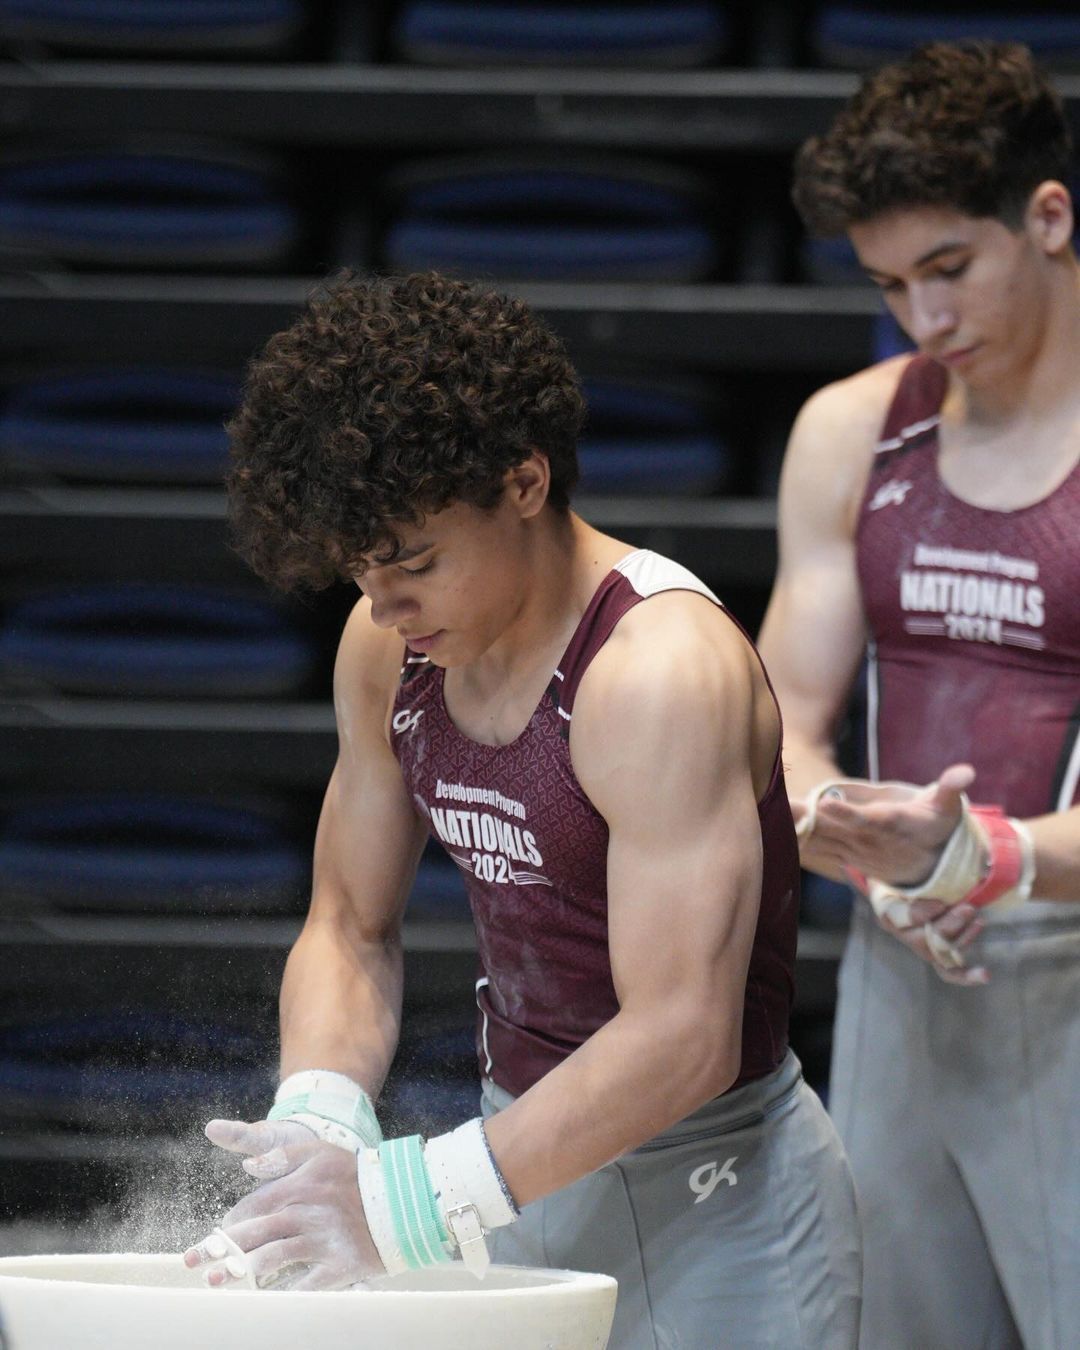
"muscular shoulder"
596,587,749,677
571,591,760,782
780,355,910,542
334,597,406,747
790,355,907,470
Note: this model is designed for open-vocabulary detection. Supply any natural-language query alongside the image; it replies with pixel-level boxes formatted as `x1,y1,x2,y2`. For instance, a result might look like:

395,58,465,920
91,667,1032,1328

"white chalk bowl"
0,1254,617,1350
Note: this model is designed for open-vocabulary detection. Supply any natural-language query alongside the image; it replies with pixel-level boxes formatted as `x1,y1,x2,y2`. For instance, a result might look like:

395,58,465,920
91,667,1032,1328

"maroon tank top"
390,550,799,1099
856,355,1080,816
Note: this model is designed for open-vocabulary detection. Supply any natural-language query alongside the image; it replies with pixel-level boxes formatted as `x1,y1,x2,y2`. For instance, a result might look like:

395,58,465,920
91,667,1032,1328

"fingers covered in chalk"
205,1117,319,1181
183,1227,258,1289
205,1118,276,1155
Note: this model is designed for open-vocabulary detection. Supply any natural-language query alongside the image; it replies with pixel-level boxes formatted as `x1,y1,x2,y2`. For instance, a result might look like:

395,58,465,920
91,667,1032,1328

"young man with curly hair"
758,40,1080,1349
184,271,861,1346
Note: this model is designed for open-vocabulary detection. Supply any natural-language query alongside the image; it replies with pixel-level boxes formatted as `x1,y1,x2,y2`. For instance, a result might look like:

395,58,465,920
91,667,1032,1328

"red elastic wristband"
963,806,1023,908
842,864,869,895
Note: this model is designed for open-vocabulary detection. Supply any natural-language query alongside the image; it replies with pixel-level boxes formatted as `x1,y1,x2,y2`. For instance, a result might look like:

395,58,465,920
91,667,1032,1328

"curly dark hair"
226,271,585,591
793,41,1073,236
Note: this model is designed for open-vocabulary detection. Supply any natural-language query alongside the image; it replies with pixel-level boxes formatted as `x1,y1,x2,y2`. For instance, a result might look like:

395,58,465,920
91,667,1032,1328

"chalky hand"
185,1135,382,1290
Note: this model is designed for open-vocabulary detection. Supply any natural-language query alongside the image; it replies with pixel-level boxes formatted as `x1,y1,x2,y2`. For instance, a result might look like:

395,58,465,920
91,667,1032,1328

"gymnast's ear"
503,451,551,520
1025,180,1074,255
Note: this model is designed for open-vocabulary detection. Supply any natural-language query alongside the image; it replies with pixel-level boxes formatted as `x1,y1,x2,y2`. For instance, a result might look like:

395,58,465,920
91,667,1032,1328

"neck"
467,510,631,691
964,257,1080,425
466,513,622,687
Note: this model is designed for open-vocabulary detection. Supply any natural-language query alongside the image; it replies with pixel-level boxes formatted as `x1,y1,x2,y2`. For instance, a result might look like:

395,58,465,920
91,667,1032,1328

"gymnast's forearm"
278,905,404,1098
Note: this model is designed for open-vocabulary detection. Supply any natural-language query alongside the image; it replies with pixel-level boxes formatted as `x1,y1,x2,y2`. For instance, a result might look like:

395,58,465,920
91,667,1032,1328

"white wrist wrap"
425,1119,518,1276
269,1069,382,1152
796,779,843,841
888,795,984,904
866,879,917,925
864,815,1031,934
890,805,1033,910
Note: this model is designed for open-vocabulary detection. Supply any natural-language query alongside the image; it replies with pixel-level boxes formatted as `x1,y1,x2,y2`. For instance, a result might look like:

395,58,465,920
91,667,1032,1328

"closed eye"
400,558,435,576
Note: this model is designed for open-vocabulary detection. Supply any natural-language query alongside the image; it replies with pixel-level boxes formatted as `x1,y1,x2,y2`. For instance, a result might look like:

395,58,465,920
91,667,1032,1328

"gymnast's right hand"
186,1133,383,1290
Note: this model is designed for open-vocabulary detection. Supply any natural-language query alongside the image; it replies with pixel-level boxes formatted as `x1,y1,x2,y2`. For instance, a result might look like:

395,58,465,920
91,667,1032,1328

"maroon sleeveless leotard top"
856,355,1080,816
390,549,800,1099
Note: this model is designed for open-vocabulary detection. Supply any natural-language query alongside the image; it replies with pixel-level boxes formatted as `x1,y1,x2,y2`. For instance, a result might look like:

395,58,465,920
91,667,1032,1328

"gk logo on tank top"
689,1157,738,1202
868,479,913,511
392,707,425,734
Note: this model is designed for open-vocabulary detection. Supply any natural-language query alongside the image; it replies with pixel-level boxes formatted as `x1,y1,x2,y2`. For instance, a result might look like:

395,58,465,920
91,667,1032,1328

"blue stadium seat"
873,311,915,361
799,871,855,929
0,793,308,913
813,5,1080,69
384,1074,482,1136
0,584,318,697
0,369,238,483
801,238,915,360
0,1013,273,1126
381,154,720,281
800,234,863,285
393,2,730,66
384,1024,480,1135
0,0,304,55
579,377,732,494
408,852,471,920
0,147,300,268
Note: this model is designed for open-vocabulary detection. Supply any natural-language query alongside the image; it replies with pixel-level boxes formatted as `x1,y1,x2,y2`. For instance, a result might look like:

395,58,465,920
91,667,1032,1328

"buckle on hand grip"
444,1202,490,1275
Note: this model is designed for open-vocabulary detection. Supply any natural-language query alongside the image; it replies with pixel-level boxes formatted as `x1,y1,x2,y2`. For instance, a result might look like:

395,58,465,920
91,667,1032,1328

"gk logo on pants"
689,1157,738,1203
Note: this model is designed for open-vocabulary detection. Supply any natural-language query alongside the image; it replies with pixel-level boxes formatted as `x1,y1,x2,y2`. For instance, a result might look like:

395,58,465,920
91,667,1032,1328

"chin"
424,641,463,669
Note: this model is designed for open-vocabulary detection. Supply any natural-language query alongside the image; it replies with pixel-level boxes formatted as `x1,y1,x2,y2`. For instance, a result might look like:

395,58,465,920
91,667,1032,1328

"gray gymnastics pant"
483,1049,861,1349
830,898,1080,1350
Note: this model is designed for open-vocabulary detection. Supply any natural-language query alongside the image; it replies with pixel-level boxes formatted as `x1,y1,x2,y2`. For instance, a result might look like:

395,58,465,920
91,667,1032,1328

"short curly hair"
226,271,585,591
793,41,1073,236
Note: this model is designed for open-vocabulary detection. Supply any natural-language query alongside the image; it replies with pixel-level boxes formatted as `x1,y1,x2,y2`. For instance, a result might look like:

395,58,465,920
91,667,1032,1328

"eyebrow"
863,239,969,280
370,541,434,568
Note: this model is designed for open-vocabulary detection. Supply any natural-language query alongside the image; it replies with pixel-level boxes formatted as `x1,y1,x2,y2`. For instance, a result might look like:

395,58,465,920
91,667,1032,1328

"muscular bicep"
604,740,762,1031
573,611,765,1067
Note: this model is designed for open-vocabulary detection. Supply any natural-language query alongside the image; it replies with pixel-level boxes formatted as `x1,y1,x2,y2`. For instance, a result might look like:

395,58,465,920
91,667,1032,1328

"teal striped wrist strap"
380,1135,451,1269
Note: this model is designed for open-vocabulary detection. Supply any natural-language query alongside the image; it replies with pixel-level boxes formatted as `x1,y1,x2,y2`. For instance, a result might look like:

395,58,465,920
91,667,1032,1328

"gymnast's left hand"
183,1124,383,1290
802,763,974,887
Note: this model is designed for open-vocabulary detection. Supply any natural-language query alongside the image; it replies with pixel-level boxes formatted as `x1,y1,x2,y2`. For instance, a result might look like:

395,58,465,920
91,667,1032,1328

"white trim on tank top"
875,414,941,454
549,550,724,718
866,643,880,783
1056,730,1080,814
613,548,722,605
